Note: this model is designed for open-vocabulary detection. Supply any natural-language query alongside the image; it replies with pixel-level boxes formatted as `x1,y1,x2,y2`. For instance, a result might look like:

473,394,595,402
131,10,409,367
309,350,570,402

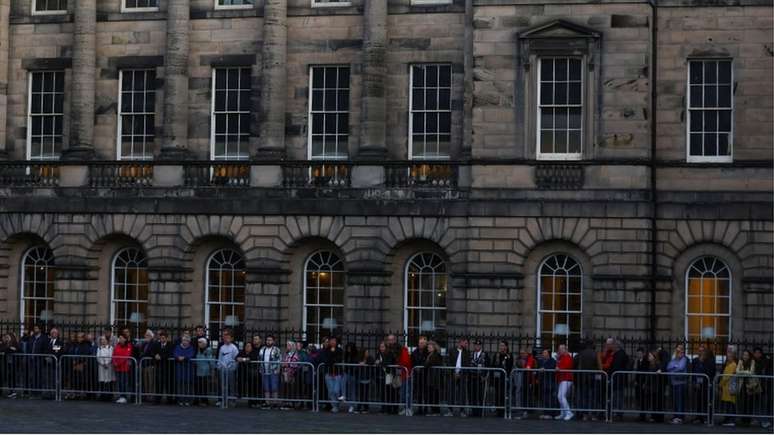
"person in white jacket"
96,336,115,401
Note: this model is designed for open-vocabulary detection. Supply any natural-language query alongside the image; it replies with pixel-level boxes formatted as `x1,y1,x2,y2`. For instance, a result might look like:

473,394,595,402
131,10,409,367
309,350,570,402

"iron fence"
610,371,711,423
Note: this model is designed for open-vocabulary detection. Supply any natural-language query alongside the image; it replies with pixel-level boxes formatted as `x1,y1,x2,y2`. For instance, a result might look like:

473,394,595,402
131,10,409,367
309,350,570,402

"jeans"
401,376,411,411
116,371,130,399
672,384,686,419
325,374,343,410
220,369,236,402
558,381,572,416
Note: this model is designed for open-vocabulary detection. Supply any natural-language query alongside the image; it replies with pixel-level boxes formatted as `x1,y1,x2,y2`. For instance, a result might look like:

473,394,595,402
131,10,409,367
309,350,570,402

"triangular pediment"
519,19,601,40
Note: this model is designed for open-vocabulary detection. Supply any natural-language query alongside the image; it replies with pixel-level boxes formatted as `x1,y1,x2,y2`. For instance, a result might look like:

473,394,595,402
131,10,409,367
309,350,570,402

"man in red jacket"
386,334,413,416
556,344,575,421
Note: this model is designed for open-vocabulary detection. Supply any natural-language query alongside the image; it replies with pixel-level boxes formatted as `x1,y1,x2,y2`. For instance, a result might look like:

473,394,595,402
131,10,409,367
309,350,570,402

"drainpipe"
647,0,658,345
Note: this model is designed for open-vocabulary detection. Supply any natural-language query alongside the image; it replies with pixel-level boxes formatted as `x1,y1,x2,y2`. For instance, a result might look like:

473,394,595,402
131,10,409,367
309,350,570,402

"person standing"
735,350,761,428
139,329,159,399
320,337,345,413
410,336,429,416
173,335,196,406
719,346,739,426
555,344,575,421
1,333,20,399
752,347,771,429
280,340,300,411
216,329,239,407
96,335,114,402
666,344,689,424
386,334,413,416
491,341,513,418
446,338,471,417
193,338,214,407
690,345,715,424
538,348,558,420
469,339,490,417
258,335,282,409
112,334,133,404
424,341,444,416
575,340,601,421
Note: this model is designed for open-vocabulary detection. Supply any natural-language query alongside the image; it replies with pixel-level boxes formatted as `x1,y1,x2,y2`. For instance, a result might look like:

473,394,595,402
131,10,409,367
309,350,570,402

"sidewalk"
0,400,767,434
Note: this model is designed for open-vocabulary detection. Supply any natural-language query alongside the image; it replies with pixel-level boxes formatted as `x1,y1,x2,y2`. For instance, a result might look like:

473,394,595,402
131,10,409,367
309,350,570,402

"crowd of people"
0,324,772,428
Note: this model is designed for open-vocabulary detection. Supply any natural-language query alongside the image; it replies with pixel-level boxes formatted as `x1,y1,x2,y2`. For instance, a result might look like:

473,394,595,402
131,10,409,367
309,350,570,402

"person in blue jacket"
173,334,196,406
666,344,689,424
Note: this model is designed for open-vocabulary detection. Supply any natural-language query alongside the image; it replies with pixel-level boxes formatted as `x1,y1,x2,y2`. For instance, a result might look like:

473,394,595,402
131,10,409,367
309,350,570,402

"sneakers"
215,401,222,407
348,406,355,414
443,411,454,417
761,422,771,429
331,407,340,413
554,414,565,420
7,392,17,399
406,409,413,417
671,418,683,425
337,395,345,401
540,414,553,420
722,421,735,427
116,397,127,404
399,409,406,416
563,412,574,421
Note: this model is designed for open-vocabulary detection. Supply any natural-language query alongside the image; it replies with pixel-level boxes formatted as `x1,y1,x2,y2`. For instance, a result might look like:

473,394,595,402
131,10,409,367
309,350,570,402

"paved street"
0,400,769,433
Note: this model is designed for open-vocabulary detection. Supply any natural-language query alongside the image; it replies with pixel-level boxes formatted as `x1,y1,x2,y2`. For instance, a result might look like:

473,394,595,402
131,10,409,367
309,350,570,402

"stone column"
461,0,473,159
257,0,287,159
0,0,9,159
358,0,387,160
159,0,192,160
62,0,97,160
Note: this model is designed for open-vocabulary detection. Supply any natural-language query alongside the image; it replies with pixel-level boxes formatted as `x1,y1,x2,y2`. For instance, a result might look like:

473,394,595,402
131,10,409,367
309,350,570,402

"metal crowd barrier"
509,368,608,421
138,357,221,406
610,371,711,423
229,360,316,410
317,363,407,414
0,353,59,400
59,355,139,404
712,373,774,425
412,366,507,418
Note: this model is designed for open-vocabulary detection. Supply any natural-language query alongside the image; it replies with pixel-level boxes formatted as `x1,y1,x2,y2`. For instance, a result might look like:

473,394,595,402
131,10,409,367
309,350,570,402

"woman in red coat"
112,334,133,404
556,344,575,421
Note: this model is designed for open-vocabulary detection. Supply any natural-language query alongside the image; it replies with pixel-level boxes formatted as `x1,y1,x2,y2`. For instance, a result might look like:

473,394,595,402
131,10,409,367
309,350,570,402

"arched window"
205,249,246,338
686,256,731,345
111,247,149,336
20,246,55,327
303,251,345,344
537,254,582,349
405,252,447,341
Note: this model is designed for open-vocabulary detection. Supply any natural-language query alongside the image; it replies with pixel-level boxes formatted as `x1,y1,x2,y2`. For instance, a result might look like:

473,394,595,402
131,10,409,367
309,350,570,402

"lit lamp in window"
322,317,338,331
701,326,716,339
39,310,52,323
420,320,435,333
224,315,240,327
554,323,569,336
129,312,145,324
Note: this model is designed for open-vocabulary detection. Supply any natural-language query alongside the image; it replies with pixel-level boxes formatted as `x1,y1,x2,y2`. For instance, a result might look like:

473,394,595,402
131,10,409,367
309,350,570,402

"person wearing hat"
469,339,490,417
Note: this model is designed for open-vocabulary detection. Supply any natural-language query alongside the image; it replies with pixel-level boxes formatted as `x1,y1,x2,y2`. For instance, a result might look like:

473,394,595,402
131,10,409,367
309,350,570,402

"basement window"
311,0,352,8
215,0,254,10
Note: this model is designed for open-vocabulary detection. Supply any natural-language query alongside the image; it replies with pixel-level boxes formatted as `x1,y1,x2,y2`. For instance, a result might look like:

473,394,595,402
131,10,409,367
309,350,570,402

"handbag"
391,371,402,389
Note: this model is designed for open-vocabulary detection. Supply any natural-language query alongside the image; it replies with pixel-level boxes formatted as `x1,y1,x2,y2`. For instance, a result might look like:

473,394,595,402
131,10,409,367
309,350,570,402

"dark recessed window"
538,58,583,160
211,67,252,160
27,71,64,160
308,66,350,159
410,64,452,159
687,59,733,162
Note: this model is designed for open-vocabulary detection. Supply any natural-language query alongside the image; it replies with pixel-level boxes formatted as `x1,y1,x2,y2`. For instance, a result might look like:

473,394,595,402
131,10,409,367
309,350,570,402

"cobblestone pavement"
0,400,768,433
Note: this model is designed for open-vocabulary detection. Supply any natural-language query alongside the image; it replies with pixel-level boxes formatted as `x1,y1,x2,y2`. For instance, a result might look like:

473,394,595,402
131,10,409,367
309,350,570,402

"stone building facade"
0,0,771,346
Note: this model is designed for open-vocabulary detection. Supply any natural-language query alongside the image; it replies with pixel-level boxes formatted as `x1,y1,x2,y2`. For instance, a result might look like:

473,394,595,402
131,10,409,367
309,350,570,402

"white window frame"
26,71,64,161
117,69,156,161
19,246,55,328
536,253,583,349
110,247,149,330
536,57,584,161
302,251,345,345
204,249,246,335
311,0,352,8
214,0,254,10
403,252,447,335
120,0,160,13
408,64,452,161
210,67,251,161
411,0,452,5
686,59,734,164
684,256,732,342
31,0,67,15
307,65,350,160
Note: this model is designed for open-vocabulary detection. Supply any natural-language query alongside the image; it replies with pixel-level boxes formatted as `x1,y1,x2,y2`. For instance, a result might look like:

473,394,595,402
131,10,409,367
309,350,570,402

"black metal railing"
183,162,250,187
282,162,352,188
89,163,153,188
0,320,769,364
0,162,60,187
